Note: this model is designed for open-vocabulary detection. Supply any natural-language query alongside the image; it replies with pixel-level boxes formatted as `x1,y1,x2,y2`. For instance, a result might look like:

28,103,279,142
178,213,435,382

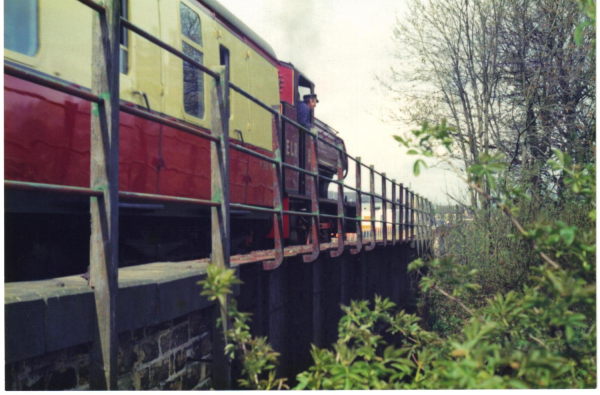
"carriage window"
4,0,38,56
120,0,129,74
182,42,205,118
179,3,203,46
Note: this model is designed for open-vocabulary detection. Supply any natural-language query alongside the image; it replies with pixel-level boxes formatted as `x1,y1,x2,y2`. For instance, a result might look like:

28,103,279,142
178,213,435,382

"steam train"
4,0,357,282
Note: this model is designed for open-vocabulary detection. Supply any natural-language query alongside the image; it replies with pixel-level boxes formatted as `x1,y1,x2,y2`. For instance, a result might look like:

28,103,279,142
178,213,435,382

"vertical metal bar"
350,157,362,255
381,173,387,247
414,193,420,254
303,132,321,263
364,165,376,251
419,196,424,255
330,145,345,258
405,187,410,242
399,183,404,243
209,66,231,389
263,107,285,270
391,180,397,246
430,201,435,255
89,0,120,389
427,200,433,255
410,191,415,241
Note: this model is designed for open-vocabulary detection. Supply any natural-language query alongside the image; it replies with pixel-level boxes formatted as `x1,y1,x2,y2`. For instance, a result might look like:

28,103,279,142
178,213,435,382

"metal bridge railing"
3,0,437,388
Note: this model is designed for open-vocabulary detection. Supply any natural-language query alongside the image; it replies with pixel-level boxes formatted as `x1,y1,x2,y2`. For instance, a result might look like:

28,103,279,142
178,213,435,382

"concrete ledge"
5,260,214,363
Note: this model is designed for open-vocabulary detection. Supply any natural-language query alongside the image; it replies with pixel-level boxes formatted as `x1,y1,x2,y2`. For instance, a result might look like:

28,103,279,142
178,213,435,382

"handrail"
120,18,220,80
6,0,438,264
5,64,103,103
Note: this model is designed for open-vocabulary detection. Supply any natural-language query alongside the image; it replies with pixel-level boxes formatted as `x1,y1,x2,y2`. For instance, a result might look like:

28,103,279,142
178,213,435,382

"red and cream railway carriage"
4,0,350,281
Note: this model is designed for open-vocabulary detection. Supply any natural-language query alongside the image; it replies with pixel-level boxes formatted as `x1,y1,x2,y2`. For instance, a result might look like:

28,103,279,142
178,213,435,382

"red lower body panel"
4,74,274,207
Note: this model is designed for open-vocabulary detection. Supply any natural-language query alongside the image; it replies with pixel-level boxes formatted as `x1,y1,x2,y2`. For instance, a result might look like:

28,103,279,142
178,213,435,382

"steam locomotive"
4,0,356,282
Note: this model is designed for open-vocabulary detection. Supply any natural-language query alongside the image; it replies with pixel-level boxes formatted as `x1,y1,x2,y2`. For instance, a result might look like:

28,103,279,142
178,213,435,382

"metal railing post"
350,157,363,255
410,191,415,242
263,107,285,270
330,145,345,258
303,131,321,263
417,195,425,256
89,0,119,389
415,194,421,255
364,165,376,251
399,183,404,243
391,180,397,246
381,173,387,247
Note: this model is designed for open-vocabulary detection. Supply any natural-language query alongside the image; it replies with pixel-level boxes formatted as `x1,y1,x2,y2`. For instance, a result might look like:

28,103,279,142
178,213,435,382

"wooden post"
350,157,362,255
210,66,231,389
210,66,230,269
89,0,120,389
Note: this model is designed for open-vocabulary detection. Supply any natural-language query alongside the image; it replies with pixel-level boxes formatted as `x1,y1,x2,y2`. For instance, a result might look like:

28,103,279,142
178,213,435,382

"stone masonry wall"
5,308,214,390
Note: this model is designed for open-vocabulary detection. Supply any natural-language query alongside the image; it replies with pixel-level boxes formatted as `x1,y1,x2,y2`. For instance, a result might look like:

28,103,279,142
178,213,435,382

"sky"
218,0,463,204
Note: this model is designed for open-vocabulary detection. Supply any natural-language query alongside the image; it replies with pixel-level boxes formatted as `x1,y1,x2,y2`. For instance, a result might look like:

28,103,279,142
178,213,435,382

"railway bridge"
4,0,436,390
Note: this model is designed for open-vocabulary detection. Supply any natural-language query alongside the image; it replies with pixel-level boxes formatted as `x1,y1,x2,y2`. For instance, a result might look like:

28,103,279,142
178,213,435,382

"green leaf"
559,227,576,246
413,159,427,176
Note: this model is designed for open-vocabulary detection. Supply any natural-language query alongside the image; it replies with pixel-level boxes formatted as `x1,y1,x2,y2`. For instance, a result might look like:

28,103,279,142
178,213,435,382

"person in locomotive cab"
297,93,319,130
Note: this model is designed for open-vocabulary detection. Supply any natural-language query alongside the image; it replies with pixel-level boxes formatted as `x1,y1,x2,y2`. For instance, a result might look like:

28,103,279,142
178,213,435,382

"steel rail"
341,184,360,193
360,191,384,199
229,82,278,116
119,104,220,143
120,18,220,80
319,175,343,186
318,214,360,222
282,162,318,177
5,180,104,197
315,134,344,152
119,191,220,207
229,203,278,214
282,209,318,217
5,64,103,104
229,144,278,165
77,0,106,13
319,213,340,220
280,115,317,138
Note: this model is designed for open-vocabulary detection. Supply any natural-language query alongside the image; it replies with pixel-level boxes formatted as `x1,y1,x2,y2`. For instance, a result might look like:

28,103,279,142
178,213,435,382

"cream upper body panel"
5,0,280,152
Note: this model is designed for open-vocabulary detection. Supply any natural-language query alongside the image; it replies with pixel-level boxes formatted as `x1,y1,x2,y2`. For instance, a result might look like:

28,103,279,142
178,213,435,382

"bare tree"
383,0,595,206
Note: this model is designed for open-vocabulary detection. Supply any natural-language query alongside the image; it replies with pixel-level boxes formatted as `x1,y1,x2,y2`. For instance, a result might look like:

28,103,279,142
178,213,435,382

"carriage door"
118,0,163,194
221,45,249,205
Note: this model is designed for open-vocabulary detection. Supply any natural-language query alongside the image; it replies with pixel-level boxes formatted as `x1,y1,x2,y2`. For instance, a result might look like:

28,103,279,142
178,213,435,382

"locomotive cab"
277,62,353,243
